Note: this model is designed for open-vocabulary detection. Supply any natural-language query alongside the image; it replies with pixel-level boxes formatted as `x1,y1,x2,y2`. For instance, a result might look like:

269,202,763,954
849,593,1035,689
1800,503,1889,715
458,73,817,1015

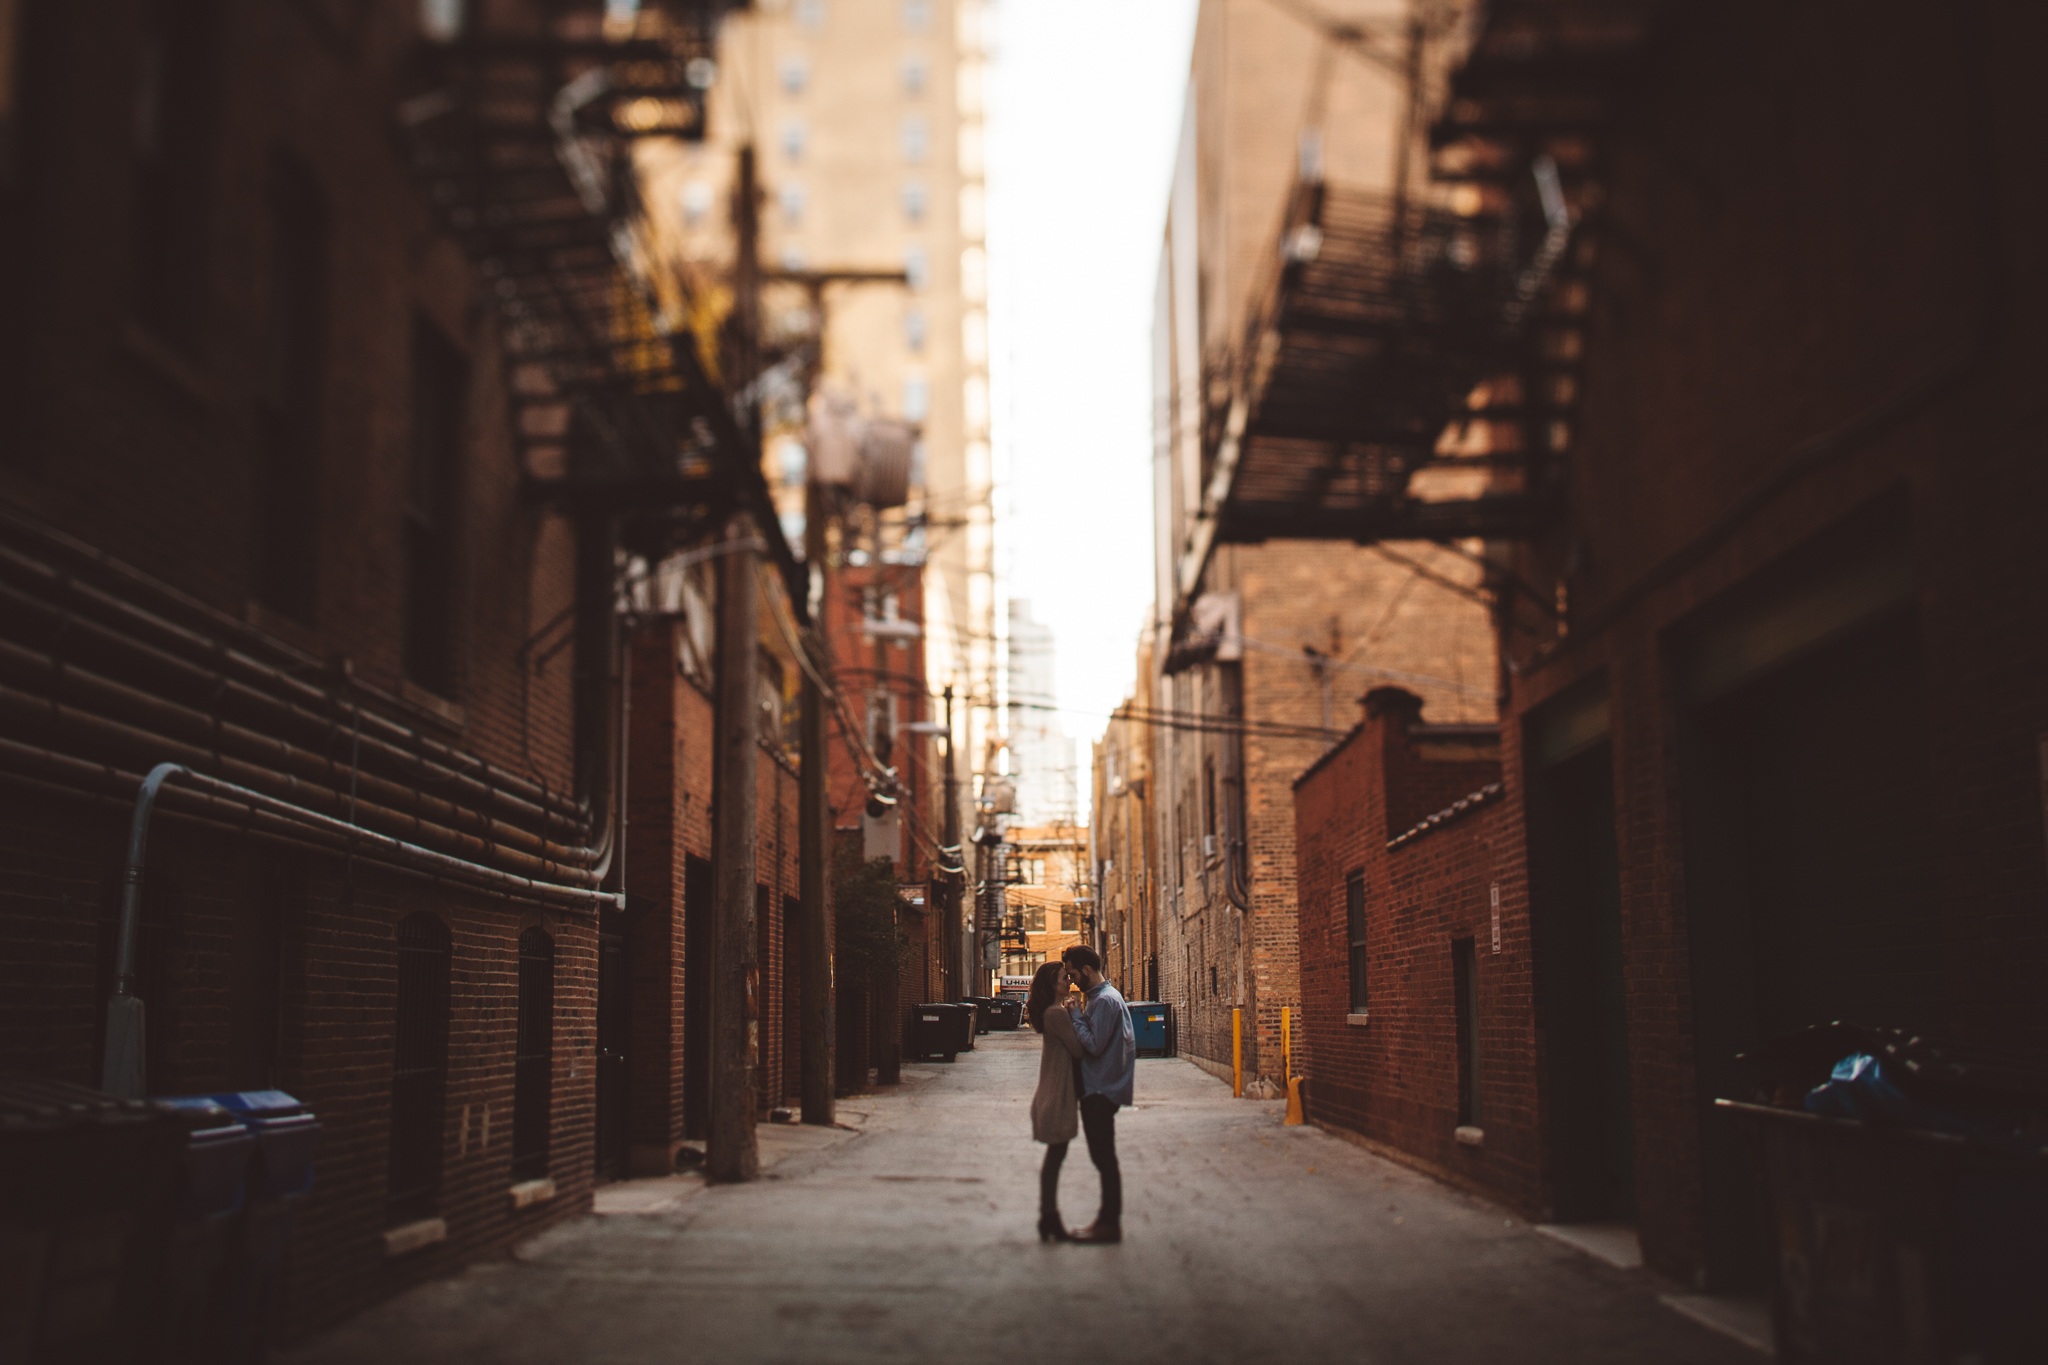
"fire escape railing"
396,5,802,597
1168,0,1667,646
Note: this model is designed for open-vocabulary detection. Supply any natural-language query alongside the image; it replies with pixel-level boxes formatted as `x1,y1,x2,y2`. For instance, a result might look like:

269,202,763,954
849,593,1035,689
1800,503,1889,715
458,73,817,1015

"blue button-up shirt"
1070,980,1136,1108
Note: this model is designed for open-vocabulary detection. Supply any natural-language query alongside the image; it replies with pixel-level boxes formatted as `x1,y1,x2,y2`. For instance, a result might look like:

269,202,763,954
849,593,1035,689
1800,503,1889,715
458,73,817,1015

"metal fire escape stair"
397,7,799,586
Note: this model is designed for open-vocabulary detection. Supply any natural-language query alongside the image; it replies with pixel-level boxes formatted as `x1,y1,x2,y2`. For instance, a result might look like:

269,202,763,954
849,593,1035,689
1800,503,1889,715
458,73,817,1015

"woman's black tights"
1040,1141,1069,1218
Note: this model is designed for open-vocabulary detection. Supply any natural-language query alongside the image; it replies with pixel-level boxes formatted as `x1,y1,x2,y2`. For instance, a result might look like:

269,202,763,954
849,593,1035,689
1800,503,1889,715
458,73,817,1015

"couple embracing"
1025,945,1135,1245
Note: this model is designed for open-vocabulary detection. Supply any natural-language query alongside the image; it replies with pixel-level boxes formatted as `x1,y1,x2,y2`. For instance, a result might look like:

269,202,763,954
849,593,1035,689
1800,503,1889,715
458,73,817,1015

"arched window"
387,913,451,1223
511,927,554,1181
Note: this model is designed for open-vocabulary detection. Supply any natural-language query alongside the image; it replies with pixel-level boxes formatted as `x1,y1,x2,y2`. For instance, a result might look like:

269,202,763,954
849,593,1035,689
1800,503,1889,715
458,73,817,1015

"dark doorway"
594,930,629,1180
1452,938,1481,1127
1530,740,1634,1223
1684,607,1936,1288
783,895,802,1108
683,855,714,1140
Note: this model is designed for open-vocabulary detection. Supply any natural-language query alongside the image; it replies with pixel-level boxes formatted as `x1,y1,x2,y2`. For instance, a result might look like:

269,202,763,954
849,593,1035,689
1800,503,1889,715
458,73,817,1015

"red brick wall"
1293,696,1538,1213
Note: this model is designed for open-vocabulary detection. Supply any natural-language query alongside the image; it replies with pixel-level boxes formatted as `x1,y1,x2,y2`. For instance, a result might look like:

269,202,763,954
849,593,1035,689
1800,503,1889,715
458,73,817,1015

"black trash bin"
961,996,991,1035
1720,1098,2048,1364
0,1075,179,1362
209,1090,319,1364
146,1096,254,1363
985,997,1022,1031
907,1005,954,1061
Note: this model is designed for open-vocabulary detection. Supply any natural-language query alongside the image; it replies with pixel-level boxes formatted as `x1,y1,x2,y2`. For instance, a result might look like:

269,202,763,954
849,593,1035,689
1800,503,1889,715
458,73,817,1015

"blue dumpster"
209,1091,319,1363
1128,1002,1170,1057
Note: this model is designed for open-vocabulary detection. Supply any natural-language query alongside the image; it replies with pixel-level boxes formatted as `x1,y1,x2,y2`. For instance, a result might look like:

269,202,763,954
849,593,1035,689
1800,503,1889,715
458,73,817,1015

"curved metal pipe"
102,762,185,1096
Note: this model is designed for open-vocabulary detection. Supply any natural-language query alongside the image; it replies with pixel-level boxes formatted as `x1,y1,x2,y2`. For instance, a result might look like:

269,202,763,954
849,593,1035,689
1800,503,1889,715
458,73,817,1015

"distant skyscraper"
1006,599,1077,824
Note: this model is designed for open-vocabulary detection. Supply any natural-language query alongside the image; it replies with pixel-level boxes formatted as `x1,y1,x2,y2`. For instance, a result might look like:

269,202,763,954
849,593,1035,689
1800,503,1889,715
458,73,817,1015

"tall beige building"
640,0,996,852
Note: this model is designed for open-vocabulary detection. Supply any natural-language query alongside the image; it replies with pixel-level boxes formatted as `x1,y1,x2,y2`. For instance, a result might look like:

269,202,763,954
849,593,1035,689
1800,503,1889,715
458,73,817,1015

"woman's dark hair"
1026,961,1066,1033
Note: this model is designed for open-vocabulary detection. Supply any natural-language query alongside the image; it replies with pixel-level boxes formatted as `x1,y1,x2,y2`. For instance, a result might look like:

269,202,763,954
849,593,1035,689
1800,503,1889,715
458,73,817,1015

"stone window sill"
1455,1125,1485,1147
509,1178,557,1211
381,1217,447,1259
1346,1012,1369,1026
399,678,467,729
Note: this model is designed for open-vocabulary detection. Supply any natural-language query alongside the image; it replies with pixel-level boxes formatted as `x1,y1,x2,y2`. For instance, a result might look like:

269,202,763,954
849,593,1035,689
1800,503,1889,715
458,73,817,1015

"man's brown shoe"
1071,1221,1122,1244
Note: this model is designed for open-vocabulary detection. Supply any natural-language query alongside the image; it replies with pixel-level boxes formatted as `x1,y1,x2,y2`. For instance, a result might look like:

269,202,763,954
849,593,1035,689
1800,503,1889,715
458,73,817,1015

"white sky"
985,0,1199,798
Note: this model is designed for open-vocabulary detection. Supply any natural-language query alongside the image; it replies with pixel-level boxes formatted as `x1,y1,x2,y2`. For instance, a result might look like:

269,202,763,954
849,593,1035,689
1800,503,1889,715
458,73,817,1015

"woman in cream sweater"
1026,960,1085,1241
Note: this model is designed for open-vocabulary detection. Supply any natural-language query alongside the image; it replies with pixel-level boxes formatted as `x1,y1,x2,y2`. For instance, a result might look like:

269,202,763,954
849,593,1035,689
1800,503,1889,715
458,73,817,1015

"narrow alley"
284,1037,1757,1365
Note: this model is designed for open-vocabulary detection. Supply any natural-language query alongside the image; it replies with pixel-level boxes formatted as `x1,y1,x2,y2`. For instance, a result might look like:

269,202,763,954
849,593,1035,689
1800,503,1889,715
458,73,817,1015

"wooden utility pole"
942,684,961,1002
799,484,834,1125
708,145,763,1183
873,609,901,1087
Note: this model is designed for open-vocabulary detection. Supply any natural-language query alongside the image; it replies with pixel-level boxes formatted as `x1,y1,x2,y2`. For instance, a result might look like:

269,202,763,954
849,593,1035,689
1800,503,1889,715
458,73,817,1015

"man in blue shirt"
1061,944,1135,1243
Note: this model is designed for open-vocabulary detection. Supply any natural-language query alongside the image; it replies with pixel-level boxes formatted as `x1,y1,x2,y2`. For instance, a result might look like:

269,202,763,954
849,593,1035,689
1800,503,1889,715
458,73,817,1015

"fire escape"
1169,0,1666,647
397,1,797,581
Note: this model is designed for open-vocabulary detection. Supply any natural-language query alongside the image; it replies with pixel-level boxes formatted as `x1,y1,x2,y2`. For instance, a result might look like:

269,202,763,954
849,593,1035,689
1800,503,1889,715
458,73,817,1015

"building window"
900,55,927,97
403,317,466,697
1013,858,1044,885
511,928,554,1182
904,308,926,352
420,0,467,39
680,179,713,226
1202,757,1217,839
781,118,806,162
131,0,219,347
902,0,931,31
1,0,29,179
252,154,328,623
1454,937,1482,1126
1346,872,1367,1013
1209,963,1218,998
900,179,926,222
902,245,929,290
901,373,929,422
388,913,451,1224
899,115,928,164
779,54,809,95
778,182,805,225
1024,903,1045,933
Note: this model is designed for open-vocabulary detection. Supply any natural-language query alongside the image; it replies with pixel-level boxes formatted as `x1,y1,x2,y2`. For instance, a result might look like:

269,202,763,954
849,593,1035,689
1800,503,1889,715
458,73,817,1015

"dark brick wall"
1473,0,2048,1286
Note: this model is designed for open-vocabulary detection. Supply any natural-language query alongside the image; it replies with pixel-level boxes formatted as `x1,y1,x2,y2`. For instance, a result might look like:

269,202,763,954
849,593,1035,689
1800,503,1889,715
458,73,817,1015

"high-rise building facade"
642,0,995,863
1006,598,1077,824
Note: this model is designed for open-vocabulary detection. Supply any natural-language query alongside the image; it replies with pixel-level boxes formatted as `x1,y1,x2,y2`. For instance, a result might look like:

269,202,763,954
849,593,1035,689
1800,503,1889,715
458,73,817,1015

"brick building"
818,558,958,1084
1091,666,1158,1002
1268,0,2048,1299
0,0,815,1342
1142,1,1496,1088
995,823,1088,982
1292,688,1530,1208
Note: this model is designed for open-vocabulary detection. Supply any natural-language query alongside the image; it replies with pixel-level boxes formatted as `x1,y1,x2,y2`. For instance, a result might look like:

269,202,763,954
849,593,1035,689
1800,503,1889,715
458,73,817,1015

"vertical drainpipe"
103,761,190,1097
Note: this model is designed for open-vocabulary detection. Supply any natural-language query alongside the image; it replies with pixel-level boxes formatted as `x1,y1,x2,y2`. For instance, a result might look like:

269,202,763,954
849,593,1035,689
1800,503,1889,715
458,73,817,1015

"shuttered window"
1346,872,1368,1013
511,928,554,1181
387,913,451,1223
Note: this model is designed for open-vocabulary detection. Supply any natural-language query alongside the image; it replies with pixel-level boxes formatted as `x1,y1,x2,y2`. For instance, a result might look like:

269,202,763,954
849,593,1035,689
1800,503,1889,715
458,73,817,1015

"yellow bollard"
1232,1007,1243,1097
1281,1006,1305,1124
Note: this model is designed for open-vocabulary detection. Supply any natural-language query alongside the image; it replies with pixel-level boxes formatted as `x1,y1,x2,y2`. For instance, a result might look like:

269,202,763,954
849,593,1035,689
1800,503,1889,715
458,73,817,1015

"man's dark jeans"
1079,1092,1121,1228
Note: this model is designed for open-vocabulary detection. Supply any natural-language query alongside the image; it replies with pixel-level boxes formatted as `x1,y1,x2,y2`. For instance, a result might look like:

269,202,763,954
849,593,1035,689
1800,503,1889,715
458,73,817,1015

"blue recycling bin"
1128,1002,1170,1056
208,1091,319,1363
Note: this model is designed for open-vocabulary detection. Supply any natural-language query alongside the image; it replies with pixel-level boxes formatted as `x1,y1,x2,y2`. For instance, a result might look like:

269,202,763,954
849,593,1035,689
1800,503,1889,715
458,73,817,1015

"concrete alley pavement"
285,1036,1762,1365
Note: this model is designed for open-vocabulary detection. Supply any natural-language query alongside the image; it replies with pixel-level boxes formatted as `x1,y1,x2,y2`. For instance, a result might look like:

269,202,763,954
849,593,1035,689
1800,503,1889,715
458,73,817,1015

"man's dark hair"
1062,944,1102,974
